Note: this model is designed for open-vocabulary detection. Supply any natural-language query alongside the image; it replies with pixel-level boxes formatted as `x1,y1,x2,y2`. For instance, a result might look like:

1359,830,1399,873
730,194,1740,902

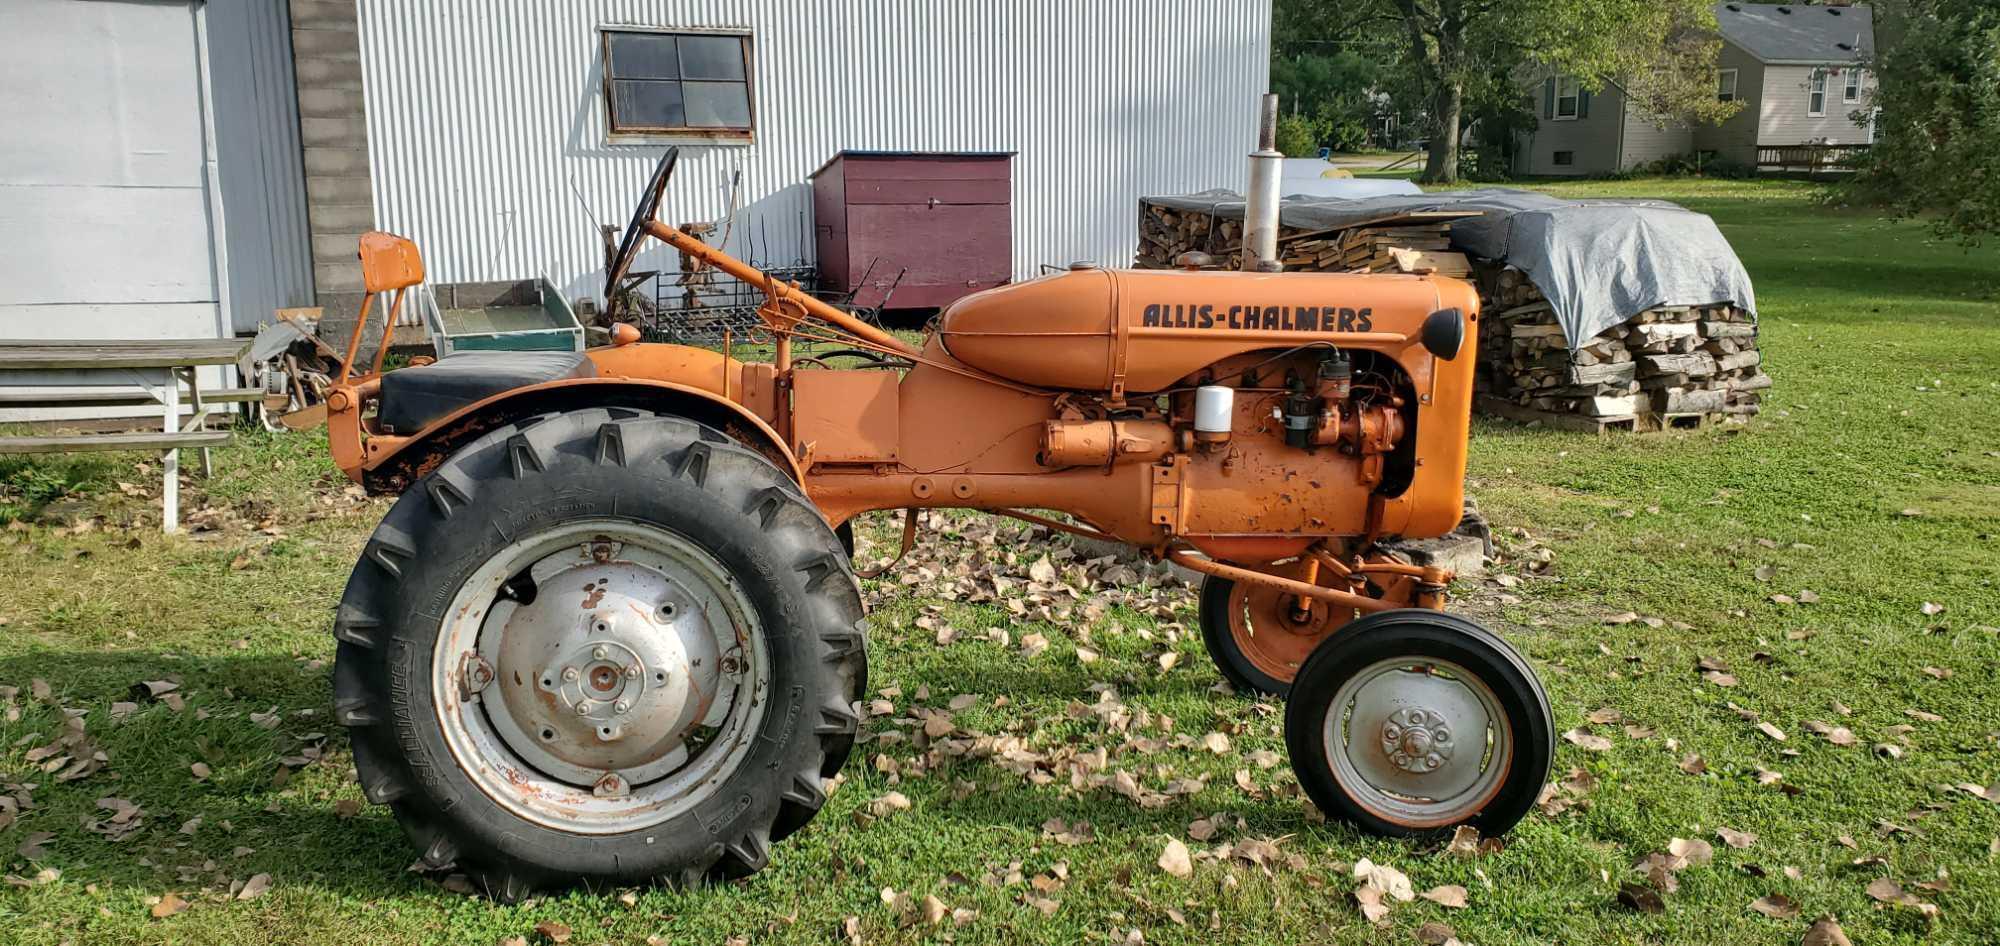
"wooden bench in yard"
0,339,253,532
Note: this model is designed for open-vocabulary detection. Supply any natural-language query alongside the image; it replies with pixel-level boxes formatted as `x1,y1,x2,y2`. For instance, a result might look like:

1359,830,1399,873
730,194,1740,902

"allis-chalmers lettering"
1141,303,1375,333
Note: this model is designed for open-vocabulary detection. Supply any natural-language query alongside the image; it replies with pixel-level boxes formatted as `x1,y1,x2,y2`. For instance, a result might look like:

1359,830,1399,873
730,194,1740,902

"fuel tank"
937,268,1476,392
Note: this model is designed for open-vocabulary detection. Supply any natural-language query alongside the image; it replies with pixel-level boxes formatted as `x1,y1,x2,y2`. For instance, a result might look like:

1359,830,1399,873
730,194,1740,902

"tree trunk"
1423,81,1464,184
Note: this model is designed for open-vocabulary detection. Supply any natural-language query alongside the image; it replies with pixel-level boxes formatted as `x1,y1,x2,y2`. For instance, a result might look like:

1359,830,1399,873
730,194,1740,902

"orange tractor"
324,149,1553,898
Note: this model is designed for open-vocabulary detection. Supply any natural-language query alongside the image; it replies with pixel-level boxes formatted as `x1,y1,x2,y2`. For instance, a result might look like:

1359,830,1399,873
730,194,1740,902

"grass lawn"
2,177,1997,945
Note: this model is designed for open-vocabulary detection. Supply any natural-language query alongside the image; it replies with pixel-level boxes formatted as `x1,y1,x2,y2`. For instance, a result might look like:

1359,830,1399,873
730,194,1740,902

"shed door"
0,0,223,340
209,0,315,331
844,157,1012,310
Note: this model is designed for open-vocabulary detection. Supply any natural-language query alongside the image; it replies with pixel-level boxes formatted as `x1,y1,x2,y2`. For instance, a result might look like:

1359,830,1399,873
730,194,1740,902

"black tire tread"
332,409,866,899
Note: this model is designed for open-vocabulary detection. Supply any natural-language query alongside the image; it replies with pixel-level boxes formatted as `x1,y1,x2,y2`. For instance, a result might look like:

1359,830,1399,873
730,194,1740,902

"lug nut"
592,645,608,660
624,664,641,680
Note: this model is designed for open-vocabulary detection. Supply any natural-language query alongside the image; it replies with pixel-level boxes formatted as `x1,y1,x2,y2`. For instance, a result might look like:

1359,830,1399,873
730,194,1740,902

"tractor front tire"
332,408,866,899
1284,610,1552,838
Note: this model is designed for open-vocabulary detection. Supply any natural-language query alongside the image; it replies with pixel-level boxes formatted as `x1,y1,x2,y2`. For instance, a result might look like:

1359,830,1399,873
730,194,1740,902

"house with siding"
1515,2,1876,176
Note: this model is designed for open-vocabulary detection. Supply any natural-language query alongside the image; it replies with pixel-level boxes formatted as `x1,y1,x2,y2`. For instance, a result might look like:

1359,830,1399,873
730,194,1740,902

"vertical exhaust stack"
1242,93,1283,273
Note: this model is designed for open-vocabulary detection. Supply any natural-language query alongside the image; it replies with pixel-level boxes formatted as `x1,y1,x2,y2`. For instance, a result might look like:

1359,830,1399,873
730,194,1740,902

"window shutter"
1544,78,1556,119
1579,88,1591,118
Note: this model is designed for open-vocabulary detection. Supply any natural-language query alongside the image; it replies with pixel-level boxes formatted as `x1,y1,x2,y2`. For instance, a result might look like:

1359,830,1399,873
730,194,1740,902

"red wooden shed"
809,151,1014,311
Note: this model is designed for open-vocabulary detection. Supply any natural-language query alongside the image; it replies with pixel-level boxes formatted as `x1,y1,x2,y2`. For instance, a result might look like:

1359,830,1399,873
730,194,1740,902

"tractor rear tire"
332,408,866,899
1284,610,1552,838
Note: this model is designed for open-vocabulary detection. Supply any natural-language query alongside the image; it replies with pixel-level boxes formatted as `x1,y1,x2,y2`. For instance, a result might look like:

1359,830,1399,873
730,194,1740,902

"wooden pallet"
1635,411,1724,432
1475,395,1639,433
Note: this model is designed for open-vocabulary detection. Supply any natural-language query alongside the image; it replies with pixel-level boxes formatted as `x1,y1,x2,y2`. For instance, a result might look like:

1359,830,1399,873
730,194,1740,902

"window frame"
1842,67,1862,104
1554,76,1581,121
599,25,756,145
1553,150,1575,167
1717,68,1739,103
1808,68,1827,117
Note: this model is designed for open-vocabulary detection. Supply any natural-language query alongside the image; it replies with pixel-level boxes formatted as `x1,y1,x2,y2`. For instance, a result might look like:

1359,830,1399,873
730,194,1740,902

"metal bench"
0,338,251,532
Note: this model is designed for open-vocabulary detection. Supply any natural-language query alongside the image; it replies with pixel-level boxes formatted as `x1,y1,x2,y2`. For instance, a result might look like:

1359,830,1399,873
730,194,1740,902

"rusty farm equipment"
319,147,1553,897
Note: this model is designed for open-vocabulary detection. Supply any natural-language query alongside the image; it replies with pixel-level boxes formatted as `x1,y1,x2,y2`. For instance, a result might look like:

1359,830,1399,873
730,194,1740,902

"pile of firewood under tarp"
1135,199,1475,274
1473,267,1769,431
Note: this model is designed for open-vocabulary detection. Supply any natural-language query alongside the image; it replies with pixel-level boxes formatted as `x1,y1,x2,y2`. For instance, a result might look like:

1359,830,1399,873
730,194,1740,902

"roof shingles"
1714,2,1874,64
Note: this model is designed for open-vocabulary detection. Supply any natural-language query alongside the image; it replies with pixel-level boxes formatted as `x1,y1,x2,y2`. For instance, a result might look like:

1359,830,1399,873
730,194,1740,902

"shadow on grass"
0,648,1341,899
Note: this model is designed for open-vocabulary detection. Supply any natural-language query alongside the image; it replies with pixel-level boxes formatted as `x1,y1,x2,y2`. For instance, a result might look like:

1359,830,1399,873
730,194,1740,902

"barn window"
1553,151,1575,167
602,29,754,138
1842,68,1862,104
1808,69,1827,116
1717,69,1738,103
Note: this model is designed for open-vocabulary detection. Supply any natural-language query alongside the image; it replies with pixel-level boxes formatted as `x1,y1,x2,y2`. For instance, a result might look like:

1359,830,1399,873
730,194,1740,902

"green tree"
1846,1,2000,243
1274,0,1736,183
1392,0,1736,183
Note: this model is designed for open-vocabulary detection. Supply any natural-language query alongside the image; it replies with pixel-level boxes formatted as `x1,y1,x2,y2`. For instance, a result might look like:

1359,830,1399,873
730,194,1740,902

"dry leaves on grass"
233,873,271,901
149,892,190,919
1420,884,1469,909
1157,839,1192,878
1562,728,1613,752
1748,894,1799,919
1802,917,1853,946
533,919,573,943
1717,827,1758,849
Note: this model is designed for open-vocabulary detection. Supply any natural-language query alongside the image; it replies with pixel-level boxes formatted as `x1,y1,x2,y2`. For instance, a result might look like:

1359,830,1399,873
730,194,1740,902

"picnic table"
0,338,256,532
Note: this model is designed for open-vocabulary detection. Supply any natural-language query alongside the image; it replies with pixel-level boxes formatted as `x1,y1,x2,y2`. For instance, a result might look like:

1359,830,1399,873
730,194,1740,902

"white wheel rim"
1322,655,1512,827
432,518,768,834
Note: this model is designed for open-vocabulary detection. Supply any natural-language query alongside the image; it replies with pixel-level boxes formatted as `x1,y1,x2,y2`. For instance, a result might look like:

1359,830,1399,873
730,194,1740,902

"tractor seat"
377,350,597,434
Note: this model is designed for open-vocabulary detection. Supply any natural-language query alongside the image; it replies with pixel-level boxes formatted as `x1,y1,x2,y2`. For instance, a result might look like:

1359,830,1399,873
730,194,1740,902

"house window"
1843,67,1863,104
1808,69,1827,116
601,29,754,138
1555,77,1580,120
1717,69,1739,103
1553,151,1575,167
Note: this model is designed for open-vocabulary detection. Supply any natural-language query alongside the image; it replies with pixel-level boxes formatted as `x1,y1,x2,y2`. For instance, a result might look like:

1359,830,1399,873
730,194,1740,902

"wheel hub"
1379,706,1453,773
484,548,723,786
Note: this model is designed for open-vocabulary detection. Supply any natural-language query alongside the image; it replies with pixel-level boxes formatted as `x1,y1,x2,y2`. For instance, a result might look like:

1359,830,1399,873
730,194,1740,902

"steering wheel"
603,147,680,319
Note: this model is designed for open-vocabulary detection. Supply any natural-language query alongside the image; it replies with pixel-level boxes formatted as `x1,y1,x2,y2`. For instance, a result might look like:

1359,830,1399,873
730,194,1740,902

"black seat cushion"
377,350,596,434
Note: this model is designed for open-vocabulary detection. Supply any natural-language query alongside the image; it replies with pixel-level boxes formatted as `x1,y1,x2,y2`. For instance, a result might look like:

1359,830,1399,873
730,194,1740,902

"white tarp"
1143,187,1758,348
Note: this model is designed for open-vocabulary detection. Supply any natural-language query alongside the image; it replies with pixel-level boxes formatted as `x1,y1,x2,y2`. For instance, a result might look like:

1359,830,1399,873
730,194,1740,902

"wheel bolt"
624,664,641,680
575,701,593,716
562,667,579,682
613,700,630,713
592,645,608,660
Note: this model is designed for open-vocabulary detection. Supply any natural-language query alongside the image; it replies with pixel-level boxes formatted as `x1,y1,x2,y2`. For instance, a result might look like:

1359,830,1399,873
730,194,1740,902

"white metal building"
0,0,309,418
353,0,1272,306
4,0,1270,374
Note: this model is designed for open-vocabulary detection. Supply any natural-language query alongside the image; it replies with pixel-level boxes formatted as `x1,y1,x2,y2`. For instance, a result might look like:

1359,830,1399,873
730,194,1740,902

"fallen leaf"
150,892,189,918
1186,818,1217,842
1717,827,1758,849
1865,877,1908,904
1668,837,1715,868
1802,916,1853,946
1351,858,1414,902
868,791,911,819
1749,894,1799,919
1415,921,1460,946
1353,885,1391,923
1420,884,1468,908
1679,753,1708,775
1562,728,1613,752
534,920,573,943
235,873,271,901
190,762,211,781
1604,612,1640,626
1157,839,1192,878
1616,882,1664,913
1757,722,1787,742
1920,602,1945,616
1200,732,1231,754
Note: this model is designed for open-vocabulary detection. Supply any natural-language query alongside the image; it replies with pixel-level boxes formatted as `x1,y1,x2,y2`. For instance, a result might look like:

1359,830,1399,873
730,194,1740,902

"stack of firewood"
1136,200,1471,274
1474,268,1769,428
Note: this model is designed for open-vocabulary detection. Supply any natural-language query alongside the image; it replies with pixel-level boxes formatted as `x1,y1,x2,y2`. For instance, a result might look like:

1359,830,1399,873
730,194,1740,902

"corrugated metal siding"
354,0,1269,305
210,0,317,331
